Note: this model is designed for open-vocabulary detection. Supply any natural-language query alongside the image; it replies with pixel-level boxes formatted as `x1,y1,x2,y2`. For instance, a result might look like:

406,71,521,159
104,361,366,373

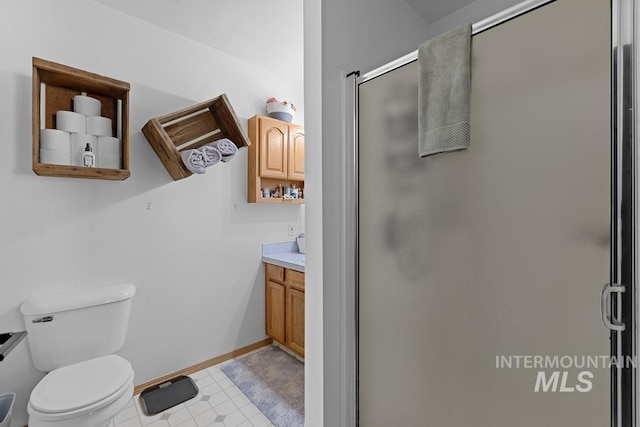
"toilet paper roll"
39,129,70,151
86,116,112,137
71,133,97,154
56,111,86,134
40,149,71,165
97,136,121,156
71,152,83,167
98,155,121,169
73,95,101,116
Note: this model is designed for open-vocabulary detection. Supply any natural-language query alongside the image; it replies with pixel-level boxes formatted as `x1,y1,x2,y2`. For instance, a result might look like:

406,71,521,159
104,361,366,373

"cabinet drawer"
285,269,305,291
266,264,284,282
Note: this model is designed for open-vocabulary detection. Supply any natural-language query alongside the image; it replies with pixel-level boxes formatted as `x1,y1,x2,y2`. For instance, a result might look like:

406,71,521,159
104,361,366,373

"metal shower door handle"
601,283,625,331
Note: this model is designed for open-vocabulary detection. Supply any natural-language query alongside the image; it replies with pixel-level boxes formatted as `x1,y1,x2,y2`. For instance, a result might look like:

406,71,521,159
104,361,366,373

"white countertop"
262,241,305,272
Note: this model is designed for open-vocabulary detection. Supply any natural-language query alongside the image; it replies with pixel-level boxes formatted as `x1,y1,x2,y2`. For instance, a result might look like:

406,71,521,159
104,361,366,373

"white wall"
306,0,526,425
302,0,324,426
304,1,431,426
425,0,529,39
0,1,303,425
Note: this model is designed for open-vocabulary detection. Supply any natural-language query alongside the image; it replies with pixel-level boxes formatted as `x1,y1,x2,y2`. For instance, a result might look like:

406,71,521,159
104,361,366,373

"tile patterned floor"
114,348,275,427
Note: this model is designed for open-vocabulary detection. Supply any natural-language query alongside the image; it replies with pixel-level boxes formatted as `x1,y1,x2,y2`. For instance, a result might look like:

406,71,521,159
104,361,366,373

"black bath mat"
139,375,199,415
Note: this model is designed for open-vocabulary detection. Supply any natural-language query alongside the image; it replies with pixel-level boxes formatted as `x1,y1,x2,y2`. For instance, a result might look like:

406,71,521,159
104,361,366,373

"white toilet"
20,284,136,427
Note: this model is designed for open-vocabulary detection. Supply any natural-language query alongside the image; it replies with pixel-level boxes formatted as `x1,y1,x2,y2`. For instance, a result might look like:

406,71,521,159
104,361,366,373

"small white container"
56,111,86,134
73,95,102,116
82,143,96,168
40,129,71,151
40,149,71,165
70,135,97,167
266,102,295,123
0,392,15,427
87,116,113,137
296,236,306,254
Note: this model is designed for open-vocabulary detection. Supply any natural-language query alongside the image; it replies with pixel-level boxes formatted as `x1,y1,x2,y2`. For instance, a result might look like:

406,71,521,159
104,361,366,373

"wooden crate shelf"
141,94,251,181
32,57,131,180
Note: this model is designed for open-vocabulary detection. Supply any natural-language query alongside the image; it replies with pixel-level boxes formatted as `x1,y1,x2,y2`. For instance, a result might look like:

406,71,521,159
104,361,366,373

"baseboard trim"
133,338,273,395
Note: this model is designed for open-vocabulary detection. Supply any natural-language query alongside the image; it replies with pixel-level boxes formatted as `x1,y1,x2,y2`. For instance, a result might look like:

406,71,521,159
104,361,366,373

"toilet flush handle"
32,316,53,323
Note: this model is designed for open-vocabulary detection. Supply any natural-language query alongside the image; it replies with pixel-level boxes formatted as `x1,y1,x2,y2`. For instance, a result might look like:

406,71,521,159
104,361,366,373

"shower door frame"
344,0,639,426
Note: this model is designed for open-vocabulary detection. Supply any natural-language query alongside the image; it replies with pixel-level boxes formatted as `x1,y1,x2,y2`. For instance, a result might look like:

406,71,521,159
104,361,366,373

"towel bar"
0,331,27,362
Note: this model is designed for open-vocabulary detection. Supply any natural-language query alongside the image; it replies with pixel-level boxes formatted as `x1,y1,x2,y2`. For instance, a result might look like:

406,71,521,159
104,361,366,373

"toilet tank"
20,284,136,372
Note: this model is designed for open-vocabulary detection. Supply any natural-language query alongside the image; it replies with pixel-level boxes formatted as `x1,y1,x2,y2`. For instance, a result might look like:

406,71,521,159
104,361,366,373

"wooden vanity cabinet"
265,279,286,344
264,263,305,357
286,287,305,356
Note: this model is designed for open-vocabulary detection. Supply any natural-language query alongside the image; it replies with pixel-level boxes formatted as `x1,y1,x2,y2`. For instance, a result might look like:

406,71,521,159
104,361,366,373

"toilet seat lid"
31,355,133,414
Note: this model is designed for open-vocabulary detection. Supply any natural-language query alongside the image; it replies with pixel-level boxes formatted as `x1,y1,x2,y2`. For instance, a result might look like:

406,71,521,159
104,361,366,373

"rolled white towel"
180,149,207,174
202,144,222,167
214,138,238,162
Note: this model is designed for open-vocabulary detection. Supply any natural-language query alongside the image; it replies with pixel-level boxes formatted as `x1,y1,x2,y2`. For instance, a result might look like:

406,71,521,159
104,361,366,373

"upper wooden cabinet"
288,126,305,181
248,115,304,203
259,119,288,179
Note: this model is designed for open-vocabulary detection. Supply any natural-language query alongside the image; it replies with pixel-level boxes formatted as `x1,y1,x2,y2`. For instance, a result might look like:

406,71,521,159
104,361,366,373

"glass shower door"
357,0,614,425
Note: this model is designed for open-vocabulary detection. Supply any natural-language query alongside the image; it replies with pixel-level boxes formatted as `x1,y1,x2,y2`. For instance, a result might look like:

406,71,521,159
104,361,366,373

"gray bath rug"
221,346,304,427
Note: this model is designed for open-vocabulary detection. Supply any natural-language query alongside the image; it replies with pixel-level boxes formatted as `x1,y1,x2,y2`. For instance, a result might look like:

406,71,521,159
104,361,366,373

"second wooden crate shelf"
142,94,251,181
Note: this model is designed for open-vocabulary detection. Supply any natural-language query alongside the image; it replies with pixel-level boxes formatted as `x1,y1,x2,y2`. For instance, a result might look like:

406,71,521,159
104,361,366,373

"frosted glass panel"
357,0,611,425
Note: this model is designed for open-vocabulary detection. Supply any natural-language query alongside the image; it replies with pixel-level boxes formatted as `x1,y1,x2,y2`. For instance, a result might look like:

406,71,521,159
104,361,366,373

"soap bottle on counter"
82,143,95,168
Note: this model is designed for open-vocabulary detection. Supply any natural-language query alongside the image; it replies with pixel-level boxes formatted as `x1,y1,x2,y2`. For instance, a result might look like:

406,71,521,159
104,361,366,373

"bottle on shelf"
82,143,95,168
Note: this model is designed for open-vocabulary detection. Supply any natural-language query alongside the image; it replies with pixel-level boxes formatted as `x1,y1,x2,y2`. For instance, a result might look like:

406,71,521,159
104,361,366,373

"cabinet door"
285,269,305,291
288,126,305,181
266,280,286,343
266,263,284,282
286,287,305,356
259,118,288,179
